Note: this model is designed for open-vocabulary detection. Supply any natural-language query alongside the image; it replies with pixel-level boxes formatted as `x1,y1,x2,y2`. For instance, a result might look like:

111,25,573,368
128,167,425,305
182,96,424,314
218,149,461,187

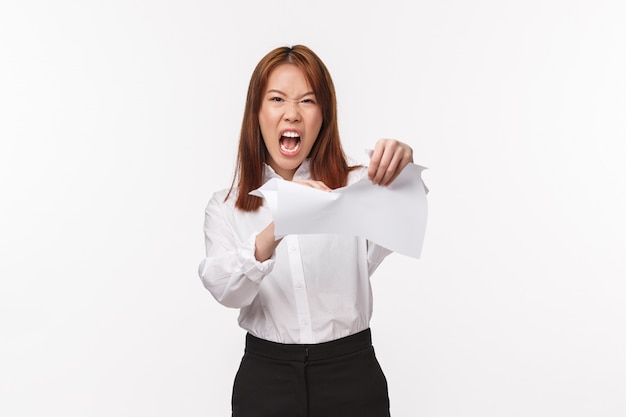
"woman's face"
259,64,323,180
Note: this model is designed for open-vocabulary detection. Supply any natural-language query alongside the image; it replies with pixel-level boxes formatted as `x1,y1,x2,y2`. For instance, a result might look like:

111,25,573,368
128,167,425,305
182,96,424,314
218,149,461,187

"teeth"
282,131,300,138
280,141,301,154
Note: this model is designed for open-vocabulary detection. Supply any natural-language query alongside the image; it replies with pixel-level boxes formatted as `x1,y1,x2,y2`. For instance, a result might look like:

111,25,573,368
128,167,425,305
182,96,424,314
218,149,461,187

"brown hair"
228,45,354,211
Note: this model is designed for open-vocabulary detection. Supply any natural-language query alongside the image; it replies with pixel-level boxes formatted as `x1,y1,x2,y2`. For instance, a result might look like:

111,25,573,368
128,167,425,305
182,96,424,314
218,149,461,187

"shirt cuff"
237,233,276,282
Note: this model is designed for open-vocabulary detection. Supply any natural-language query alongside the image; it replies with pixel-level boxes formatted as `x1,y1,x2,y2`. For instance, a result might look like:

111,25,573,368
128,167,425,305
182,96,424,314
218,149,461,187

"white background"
1,0,625,416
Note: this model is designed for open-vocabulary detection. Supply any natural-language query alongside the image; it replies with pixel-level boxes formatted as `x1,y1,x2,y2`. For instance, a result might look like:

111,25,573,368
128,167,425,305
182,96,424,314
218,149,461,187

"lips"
279,130,301,156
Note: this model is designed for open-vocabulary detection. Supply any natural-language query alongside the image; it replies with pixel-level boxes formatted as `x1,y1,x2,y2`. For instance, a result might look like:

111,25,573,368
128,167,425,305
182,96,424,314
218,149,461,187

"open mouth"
279,131,301,155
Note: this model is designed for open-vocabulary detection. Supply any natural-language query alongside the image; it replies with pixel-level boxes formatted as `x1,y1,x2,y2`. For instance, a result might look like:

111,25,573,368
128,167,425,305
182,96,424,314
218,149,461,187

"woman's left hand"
368,139,414,186
293,179,332,191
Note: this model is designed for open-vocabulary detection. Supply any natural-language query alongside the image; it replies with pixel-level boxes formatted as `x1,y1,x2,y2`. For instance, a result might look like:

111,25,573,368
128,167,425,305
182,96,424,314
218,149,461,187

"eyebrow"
266,89,316,99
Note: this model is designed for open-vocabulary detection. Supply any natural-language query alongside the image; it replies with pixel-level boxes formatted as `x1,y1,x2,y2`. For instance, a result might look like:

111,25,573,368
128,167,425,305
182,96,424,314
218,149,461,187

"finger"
293,179,315,189
293,179,331,191
382,147,414,186
311,180,332,191
371,141,395,185
367,140,386,181
380,149,403,186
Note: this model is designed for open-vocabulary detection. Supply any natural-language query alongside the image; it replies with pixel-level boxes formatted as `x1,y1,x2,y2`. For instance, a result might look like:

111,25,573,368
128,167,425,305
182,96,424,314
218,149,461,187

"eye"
270,97,284,102
301,98,316,104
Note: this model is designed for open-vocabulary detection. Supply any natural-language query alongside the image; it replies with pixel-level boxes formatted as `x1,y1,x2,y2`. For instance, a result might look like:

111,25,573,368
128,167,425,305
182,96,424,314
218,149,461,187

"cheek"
308,110,323,137
312,120,323,140
258,106,275,125
258,114,274,142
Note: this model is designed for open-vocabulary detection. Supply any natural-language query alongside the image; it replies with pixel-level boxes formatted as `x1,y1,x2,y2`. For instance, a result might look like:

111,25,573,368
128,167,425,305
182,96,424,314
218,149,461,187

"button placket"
285,235,314,343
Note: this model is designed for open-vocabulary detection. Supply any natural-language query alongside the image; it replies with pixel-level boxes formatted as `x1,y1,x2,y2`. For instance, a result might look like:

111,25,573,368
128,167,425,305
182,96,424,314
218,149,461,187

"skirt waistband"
245,329,372,362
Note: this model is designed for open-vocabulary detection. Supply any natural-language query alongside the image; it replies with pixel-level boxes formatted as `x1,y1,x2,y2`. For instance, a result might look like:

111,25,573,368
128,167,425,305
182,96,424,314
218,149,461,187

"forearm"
255,222,282,262
199,243,275,308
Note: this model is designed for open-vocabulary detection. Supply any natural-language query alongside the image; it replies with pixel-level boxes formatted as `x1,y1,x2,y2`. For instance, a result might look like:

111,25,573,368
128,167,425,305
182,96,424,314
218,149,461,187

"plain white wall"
1,0,625,416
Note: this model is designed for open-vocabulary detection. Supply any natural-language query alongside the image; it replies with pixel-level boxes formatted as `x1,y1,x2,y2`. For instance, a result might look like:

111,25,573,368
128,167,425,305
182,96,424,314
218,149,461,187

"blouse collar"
263,159,311,182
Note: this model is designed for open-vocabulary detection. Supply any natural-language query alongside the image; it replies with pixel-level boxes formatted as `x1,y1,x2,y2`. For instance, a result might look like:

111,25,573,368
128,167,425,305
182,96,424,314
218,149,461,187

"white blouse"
198,160,392,344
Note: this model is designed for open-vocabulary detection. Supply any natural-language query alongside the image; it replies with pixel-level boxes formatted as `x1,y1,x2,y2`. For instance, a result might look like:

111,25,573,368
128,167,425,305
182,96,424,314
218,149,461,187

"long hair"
228,45,354,211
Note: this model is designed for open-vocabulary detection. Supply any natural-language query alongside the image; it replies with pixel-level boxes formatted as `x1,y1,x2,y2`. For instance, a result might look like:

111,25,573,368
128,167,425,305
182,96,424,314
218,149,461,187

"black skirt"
231,328,391,417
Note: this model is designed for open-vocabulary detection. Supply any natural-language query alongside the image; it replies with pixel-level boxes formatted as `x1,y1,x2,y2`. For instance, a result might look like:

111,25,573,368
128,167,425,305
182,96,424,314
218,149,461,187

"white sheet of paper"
250,163,428,258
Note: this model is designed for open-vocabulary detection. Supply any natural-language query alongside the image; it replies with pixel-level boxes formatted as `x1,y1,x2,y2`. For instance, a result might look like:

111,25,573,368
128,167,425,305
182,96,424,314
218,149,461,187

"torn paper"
250,164,428,259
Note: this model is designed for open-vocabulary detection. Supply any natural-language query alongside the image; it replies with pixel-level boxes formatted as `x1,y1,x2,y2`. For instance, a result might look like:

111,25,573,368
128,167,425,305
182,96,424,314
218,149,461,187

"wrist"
254,223,279,262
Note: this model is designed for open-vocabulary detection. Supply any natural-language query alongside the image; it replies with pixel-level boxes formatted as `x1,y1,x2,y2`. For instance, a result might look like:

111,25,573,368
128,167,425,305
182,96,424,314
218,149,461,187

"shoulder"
205,187,237,213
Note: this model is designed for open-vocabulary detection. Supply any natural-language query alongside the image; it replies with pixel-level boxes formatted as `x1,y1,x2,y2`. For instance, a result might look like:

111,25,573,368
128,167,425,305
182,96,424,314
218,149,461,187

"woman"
198,45,415,417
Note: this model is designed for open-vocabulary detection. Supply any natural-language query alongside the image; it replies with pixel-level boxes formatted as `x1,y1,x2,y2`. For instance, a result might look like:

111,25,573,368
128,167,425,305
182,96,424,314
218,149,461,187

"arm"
197,194,278,308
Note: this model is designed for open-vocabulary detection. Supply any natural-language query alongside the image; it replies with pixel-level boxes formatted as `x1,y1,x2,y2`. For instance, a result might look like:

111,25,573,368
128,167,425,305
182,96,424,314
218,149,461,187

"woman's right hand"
254,180,330,262
255,222,282,262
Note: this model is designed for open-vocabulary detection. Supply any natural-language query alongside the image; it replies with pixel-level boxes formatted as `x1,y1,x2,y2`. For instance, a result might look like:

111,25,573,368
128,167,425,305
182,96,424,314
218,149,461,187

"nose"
283,101,301,123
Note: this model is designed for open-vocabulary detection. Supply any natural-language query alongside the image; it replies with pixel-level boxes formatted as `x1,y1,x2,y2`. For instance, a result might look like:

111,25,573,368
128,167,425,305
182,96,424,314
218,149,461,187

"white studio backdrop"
1,0,625,416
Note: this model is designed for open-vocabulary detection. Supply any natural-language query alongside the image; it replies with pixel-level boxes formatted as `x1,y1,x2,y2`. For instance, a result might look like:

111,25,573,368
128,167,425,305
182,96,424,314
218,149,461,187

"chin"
279,159,304,171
